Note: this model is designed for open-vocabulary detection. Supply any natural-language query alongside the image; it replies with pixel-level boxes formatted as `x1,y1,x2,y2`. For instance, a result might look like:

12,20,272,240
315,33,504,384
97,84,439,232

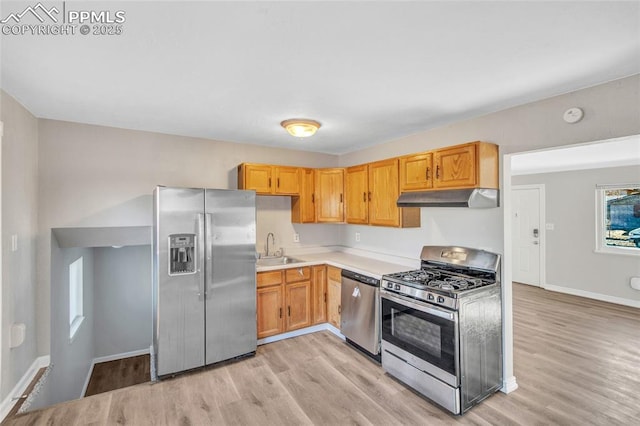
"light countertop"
256,250,415,279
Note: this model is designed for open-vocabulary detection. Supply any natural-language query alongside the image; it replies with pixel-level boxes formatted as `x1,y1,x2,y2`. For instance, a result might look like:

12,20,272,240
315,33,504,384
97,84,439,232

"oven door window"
381,297,456,376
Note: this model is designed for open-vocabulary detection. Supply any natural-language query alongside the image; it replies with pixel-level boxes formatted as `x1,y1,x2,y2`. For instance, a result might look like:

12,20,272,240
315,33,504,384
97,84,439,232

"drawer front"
285,267,311,283
327,266,342,282
257,270,283,288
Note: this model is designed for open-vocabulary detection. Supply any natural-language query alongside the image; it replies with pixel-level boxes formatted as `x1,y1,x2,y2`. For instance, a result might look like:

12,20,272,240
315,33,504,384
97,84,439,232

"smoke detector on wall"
563,107,584,124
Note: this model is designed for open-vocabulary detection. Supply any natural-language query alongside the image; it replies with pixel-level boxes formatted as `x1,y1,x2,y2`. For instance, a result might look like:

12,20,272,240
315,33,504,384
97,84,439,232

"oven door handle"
381,291,457,322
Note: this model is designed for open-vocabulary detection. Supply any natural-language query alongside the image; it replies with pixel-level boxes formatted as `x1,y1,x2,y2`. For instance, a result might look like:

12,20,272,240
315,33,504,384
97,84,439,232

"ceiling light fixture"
280,119,321,137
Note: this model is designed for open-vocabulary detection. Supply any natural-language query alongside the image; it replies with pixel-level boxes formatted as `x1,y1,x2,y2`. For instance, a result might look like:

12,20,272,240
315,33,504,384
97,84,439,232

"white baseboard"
0,355,50,422
501,375,518,394
544,283,640,308
258,323,345,346
81,348,151,397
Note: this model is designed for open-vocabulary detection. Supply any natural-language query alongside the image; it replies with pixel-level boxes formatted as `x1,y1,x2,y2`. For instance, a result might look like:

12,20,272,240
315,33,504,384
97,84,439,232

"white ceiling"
1,1,639,154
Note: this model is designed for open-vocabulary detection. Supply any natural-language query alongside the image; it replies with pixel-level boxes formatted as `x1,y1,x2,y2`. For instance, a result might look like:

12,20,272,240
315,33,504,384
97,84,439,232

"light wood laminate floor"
6,283,640,425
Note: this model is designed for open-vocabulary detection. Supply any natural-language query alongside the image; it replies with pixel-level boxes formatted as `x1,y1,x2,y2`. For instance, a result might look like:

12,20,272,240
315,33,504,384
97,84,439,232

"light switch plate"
545,223,554,231
355,232,361,242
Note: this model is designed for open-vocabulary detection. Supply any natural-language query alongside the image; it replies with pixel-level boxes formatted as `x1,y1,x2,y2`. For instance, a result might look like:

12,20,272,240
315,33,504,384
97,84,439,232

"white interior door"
512,185,543,286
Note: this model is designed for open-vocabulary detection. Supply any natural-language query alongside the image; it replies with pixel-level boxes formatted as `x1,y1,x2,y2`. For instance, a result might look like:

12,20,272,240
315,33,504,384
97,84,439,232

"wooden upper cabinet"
368,158,401,227
315,168,345,223
274,166,301,195
345,165,368,224
291,168,315,223
237,163,300,195
432,142,498,189
399,152,433,191
238,163,273,194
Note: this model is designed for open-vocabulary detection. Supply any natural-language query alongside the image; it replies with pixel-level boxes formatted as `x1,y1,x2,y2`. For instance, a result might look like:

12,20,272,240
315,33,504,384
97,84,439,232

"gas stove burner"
429,277,484,291
392,269,440,283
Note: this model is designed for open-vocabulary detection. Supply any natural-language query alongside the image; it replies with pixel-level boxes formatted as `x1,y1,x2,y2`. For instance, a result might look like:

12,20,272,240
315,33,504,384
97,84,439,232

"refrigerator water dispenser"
168,234,196,275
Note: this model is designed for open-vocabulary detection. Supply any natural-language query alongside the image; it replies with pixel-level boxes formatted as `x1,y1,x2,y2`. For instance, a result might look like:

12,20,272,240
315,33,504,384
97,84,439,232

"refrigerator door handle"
197,213,205,301
205,212,214,300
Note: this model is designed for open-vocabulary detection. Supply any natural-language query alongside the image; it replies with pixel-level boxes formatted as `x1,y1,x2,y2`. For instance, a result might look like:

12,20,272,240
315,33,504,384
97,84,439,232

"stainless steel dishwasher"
341,270,381,362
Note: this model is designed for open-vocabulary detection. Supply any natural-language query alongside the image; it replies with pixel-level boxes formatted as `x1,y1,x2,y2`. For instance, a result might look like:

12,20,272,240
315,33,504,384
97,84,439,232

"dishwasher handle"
341,269,380,287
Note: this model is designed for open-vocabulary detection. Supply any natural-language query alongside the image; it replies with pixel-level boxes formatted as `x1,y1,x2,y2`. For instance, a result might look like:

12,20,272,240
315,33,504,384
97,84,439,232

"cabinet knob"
363,192,366,202
426,167,430,180
435,165,440,179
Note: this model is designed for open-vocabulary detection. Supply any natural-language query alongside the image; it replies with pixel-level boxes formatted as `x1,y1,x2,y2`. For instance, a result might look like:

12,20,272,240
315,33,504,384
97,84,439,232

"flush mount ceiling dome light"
280,119,321,137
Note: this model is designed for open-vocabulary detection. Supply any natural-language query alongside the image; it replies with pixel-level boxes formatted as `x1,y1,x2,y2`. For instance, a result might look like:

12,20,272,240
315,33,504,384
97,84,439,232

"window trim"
594,184,640,257
69,257,85,341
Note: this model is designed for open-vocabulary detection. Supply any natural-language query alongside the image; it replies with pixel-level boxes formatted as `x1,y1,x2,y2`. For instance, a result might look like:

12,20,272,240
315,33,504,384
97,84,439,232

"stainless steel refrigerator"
152,186,257,378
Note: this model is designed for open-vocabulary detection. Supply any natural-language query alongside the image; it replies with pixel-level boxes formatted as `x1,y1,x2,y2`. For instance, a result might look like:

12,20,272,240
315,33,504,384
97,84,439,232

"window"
596,184,640,255
69,257,84,340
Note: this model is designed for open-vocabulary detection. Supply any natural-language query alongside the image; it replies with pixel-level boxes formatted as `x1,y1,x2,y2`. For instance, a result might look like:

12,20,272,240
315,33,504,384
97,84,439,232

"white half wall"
30,239,95,409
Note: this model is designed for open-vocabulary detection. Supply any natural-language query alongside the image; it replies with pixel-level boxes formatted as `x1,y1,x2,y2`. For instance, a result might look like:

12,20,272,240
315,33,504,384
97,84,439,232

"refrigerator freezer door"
155,187,205,376
205,189,257,365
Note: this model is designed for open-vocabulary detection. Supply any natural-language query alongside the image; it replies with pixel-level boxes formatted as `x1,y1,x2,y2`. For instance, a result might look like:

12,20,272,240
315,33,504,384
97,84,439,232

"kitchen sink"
256,256,304,267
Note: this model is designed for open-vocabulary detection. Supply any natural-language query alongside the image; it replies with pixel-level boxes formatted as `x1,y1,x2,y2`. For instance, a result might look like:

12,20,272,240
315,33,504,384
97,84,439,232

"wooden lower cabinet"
285,281,311,331
257,285,284,338
311,265,327,324
327,266,342,329
256,268,312,338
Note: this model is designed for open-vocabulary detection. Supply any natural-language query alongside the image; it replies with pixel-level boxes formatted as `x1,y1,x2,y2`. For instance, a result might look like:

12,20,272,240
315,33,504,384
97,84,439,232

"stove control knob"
437,296,445,304
394,284,401,291
386,282,393,289
427,294,434,301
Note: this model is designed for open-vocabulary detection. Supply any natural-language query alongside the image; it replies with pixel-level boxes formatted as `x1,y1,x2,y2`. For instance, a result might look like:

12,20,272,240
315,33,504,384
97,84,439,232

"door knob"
533,228,539,237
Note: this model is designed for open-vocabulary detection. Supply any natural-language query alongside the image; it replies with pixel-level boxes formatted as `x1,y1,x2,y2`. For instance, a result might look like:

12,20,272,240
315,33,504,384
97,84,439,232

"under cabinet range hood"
396,188,499,208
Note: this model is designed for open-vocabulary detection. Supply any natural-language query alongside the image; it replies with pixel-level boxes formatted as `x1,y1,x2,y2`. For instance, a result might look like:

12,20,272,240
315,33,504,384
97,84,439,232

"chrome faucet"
266,232,275,257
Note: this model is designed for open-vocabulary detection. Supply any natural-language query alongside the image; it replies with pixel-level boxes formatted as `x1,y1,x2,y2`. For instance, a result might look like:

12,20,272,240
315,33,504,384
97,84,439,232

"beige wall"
0,92,39,401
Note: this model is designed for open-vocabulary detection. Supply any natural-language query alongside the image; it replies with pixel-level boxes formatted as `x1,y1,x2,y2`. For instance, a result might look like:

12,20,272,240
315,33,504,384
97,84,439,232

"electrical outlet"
11,234,18,252
355,232,361,242
293,233,300,243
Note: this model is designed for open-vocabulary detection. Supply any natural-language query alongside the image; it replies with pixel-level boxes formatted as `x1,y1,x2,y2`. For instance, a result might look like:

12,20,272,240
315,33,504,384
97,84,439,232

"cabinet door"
399,152,433,191
311,265,327,324
242,164,273,194
345,165,368,224
285,281,312,331
434,143,477,188
316,168,345,223
327,266,342,329
257,285,283,338
275,166,301,195
368,158,401,227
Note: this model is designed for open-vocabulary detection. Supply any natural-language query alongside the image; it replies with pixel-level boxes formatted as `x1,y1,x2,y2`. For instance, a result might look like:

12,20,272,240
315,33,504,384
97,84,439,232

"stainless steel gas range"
380,246,502,415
